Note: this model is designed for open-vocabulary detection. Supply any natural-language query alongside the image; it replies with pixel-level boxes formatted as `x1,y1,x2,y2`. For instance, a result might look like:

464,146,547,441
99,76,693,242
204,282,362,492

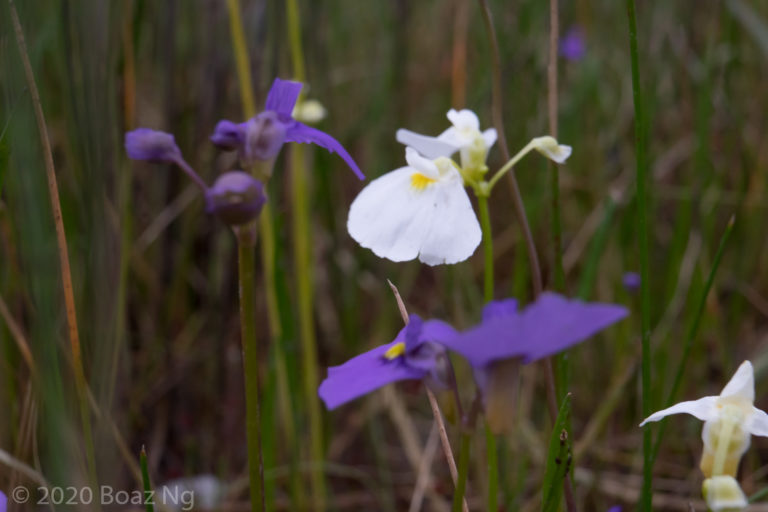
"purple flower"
560,26,586,61
607,507,622,512
440,293,628,367
622,271,641,293
211,78,364,180
205,171,266,225
0,490,6,512
125,128,183,163
318,315,458,409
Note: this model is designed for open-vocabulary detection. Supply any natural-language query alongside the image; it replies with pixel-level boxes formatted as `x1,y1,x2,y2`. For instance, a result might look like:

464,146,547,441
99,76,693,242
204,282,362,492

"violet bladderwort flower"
318,314,459,409
125,129,266,226
0,490,6,512
560,26,586,61
211,78,364,180
640,361,768,479
318,293,627,420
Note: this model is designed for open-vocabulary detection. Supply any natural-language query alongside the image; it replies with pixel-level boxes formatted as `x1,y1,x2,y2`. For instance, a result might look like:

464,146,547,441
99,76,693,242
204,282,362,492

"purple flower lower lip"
318,315,458,409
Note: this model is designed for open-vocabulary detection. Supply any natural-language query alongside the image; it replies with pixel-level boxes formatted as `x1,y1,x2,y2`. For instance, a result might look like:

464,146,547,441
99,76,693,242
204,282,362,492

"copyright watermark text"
10,485,195,510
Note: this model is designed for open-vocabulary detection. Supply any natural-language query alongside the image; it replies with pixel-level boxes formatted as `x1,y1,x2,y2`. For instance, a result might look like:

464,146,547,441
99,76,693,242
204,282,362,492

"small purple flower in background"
622,271,641,293
318,315,458,409
125,130,266,226
0,490,6,512
205,171,267,226
211,78,364,179
125,128,183,164
606,507,622,512
560,26,586,61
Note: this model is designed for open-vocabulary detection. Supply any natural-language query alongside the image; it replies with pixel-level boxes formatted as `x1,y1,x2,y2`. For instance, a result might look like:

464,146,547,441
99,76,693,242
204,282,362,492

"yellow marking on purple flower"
384,342,406,360
410,172,437,190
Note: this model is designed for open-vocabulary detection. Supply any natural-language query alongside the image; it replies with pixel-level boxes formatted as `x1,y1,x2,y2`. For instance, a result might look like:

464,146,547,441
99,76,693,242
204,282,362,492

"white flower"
396,109,497,164
640,361,768,477
702,476,747,512
347,146,481,265
530,136,572,164
291,99,327,124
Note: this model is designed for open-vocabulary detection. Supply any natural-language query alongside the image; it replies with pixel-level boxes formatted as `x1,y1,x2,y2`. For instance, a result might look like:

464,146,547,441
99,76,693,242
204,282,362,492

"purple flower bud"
205,171,266,225
210,120,244,149
125,128,182,163
560,26,586,61
241,111,288,163
622,272,641,293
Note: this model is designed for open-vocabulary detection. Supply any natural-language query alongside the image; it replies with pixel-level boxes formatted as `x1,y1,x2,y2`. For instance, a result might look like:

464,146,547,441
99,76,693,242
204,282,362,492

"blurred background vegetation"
1,0,768,510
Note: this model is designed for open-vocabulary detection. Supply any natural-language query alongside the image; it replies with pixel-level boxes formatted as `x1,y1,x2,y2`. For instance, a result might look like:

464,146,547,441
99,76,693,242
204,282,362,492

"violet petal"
442,292,628,367
285,122,365,180
265,78,303,116
318,342,425,410
482,299,518,322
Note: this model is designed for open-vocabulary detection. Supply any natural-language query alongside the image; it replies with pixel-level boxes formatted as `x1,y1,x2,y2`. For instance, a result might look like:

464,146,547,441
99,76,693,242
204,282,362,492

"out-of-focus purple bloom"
318,315,458,409
211,78,364,180
125,128,182,163
560,26,586,61
205,171,266,226
623,271,641,293
0,490,6,512
210,120,244,149
441,293,628,367
607,507,622,512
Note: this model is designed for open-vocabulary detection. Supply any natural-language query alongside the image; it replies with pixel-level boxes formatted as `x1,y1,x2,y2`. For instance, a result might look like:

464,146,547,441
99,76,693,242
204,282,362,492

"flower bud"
531,136,572,164
459,134,490,184
241,111,288,163
702,476,747,512
125,128,182,163
622,272,641,293
205,171,266,226
210,120,244,150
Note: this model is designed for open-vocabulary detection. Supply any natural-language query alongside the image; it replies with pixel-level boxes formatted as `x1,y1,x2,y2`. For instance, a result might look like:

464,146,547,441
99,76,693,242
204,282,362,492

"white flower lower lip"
347,147,481,266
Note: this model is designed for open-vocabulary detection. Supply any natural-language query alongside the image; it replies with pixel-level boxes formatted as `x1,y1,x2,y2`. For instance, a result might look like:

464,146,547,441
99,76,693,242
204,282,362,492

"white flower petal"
396,129,458,159
639,396,719,426
347,166,480,265
416,178,481,265
405,147,440,178
532,136,572,164
747,407,768,437
482,128,497,151
447,109,480,132
720,361,755,404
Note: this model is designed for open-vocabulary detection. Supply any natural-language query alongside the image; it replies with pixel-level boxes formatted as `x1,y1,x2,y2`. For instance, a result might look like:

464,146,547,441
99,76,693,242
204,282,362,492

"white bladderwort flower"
640,361,768,477
347,146,481,265
530,136,572,164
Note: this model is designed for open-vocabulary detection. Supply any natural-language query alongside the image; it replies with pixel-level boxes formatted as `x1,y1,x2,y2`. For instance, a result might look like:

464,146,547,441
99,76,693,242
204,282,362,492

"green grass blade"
541,393,573,512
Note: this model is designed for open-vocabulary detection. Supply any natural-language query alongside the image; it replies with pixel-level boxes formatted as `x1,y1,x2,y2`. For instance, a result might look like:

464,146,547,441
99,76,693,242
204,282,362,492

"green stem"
238,228,265,512
651,216,735,464
487,141,536,191
477,193,498,511
452,432,472,512
140,447,155,512
625,0,652,510
285,1,325,508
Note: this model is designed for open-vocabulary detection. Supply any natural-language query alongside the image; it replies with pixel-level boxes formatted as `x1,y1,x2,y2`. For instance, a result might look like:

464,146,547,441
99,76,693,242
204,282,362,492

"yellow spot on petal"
384,342,406,360
410,172,437,191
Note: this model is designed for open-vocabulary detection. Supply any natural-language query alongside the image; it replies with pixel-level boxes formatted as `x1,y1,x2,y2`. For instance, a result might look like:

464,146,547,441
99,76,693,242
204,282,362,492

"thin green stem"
487,141,536,191
452,432,472,512
238,228,265,512
477,193,498,511
625,0,652,510
651,216,735,464
140,447,155,512
224,1,299,508
285,1,325,508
